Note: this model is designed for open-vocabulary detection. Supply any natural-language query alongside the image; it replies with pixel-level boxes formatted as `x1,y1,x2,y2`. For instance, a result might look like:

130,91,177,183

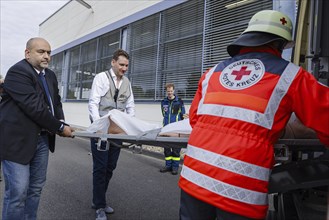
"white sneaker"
92,203,114,214
104,206,114,214
96,208,107,220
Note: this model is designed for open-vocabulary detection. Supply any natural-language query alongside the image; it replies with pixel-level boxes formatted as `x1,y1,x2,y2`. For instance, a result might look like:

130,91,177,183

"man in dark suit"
0,37,74,220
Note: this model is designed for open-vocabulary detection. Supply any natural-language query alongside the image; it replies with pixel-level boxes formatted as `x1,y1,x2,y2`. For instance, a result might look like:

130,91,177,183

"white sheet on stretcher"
87,109,161,135
159,119,192,136
86,109,192,136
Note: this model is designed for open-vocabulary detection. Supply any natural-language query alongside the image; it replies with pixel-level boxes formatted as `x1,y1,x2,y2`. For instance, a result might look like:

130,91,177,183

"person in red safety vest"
178,10,329,220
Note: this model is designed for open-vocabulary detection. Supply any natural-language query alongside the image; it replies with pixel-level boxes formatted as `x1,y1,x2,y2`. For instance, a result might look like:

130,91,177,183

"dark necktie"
39,72,54,115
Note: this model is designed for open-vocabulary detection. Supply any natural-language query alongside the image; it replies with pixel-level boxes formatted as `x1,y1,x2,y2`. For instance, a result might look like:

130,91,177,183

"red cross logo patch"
280,17,287,25
219,59,265,90
231,66,251,80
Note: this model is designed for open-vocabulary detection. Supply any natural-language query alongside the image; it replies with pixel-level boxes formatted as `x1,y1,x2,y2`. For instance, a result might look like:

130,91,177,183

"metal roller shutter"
203,0,273,71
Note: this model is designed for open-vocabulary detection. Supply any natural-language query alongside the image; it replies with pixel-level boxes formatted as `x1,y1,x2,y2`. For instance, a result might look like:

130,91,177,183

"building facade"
40,0,296,127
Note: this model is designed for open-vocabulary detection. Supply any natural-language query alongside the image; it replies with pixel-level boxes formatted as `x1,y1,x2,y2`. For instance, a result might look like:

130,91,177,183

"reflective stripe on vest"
197,63,300,129
186,145,270,181
181,165,268,205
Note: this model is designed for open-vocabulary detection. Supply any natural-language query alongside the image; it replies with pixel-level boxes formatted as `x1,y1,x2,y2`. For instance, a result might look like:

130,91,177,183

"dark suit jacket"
0,59,64,165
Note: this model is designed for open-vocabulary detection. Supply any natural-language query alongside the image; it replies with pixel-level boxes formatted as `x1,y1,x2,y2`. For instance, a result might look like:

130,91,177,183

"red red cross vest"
179,48,329,219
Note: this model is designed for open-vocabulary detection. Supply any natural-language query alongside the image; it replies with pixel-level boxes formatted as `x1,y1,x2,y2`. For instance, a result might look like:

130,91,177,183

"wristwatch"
58,123,64,133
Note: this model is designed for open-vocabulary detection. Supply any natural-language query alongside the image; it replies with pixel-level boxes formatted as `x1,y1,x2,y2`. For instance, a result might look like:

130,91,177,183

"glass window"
96,58,111,74
156,0,204,100
81,39,97,63
67,82,81,100
69,66,81,83
202,0,273,70
130,71,157,100
65,30,123,100
49,52,64,97
68,46,82,93
128,1,204,101
130,15,160,49
69,46,80,66
98,32,120,59
128,14,160,100
49,52,64,83
55,0,274,102
97,31,120,73
81,61,96,81
121,28,128,50
81,81,92,100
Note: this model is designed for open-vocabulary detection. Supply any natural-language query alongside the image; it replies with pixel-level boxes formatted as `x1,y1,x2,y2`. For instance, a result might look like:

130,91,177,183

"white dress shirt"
88,69,135,121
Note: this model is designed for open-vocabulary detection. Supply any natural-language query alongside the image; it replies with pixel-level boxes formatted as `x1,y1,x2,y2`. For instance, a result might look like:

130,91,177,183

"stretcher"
73,129,328,191
73,128,188,149
75,109,191,149
73,109,328,203
73,129,328,219
74,109,325,150
72,129,324,153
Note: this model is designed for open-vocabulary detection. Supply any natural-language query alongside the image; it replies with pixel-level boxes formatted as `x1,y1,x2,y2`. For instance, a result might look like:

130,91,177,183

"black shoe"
160,166,172,173
171,169,178,175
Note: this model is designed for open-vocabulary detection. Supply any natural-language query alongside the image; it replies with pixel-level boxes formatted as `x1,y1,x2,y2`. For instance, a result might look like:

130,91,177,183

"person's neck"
114,72,122,80
34,67,45,73
111,69,121,80
239,45,282,58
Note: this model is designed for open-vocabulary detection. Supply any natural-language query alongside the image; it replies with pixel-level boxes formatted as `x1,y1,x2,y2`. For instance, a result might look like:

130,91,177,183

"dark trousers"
164,147,181,158
164,147,181,169
180,190,257,220
91,138,121,209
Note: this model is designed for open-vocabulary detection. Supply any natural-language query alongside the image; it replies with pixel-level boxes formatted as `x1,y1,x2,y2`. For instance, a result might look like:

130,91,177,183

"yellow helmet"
244,10,293,41
227,10,294,57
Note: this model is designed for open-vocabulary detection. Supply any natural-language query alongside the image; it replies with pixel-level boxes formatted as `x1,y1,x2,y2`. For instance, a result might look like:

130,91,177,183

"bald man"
0,37,73,220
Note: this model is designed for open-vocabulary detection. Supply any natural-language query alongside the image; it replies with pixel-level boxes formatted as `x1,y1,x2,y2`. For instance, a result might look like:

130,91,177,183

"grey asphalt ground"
0,137,181,220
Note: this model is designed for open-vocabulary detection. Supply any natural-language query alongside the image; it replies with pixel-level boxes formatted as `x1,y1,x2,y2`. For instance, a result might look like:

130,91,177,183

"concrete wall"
39,0,161,50
63,102,190,129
